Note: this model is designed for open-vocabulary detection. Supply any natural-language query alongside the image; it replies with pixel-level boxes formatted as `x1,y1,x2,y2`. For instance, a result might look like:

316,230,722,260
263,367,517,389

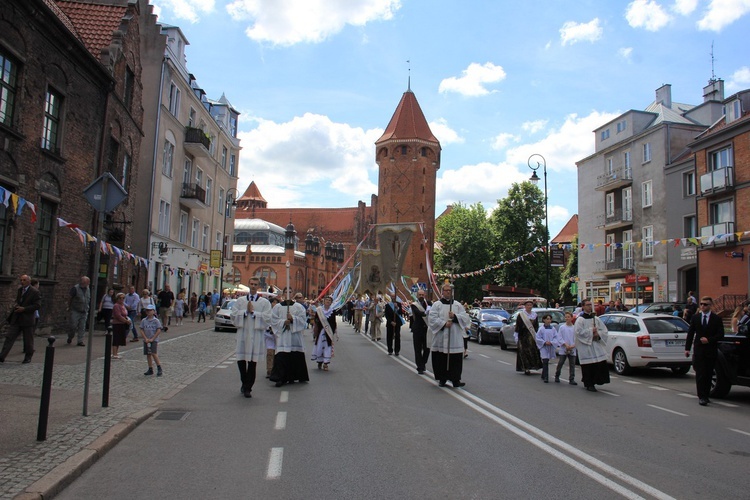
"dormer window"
601,129,610,140
616,119,627,133
727,99,742,123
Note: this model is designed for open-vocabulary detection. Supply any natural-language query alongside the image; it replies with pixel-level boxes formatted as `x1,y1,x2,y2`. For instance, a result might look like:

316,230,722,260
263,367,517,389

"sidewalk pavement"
0,317,235,499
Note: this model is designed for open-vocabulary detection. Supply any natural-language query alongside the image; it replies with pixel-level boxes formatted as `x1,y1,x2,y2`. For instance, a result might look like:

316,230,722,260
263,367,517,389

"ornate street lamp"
220,188,238,291
528,154,550,304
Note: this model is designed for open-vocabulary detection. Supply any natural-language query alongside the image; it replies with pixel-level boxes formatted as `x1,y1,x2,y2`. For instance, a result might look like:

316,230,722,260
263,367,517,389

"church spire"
375,88,440,146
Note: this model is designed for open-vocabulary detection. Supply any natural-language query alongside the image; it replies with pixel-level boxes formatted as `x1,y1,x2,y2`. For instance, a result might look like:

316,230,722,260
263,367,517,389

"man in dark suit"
410,289,431,374
685,296,724,406
1,275,43,364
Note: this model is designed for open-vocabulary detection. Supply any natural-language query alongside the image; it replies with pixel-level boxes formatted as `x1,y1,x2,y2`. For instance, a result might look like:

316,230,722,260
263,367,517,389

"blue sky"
151,0,750,239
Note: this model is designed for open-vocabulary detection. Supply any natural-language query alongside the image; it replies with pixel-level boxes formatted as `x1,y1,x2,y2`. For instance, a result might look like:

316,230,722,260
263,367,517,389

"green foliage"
489,182,549,297
557,234,578,305
434,202,494,301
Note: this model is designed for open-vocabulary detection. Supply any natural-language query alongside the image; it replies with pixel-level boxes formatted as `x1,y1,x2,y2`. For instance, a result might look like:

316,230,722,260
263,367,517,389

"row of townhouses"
578,80,750,314
0,0,239,335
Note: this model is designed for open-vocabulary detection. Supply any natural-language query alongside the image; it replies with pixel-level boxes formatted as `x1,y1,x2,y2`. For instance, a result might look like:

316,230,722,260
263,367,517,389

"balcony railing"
184,127,211,158
700,166,734,195
595,250,634,274
180,182,206,207
700,221,735,243
596,165,633,190
596,207,633,228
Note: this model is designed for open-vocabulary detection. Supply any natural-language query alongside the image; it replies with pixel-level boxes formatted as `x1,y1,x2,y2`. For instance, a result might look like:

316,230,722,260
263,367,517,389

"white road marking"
497,360,512,365
647,404,688,417
597,390,621,397
266,447,283,479
450,390,674,500
713,401,739,408
280,391,289,403
677,393,696,399
648,386,669,391
215,365,228,369
275,411,287,430
622,380,642,385
478,353,490,359
728,428,750,437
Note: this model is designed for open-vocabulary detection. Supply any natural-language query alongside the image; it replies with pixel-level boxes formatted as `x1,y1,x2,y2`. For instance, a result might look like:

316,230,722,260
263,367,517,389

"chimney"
703,79,725,103
655,84,672,108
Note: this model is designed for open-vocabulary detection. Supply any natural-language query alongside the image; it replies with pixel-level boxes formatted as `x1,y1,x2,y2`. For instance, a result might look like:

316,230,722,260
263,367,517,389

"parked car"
598,312,691,375
214,299,237,332
711,331,750,398
628,302,686,315
467,308,510,344
499,308,565,350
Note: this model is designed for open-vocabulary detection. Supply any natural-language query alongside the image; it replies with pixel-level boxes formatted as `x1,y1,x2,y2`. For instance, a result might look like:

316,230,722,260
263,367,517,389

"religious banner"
377,223,416,287
359,249,384,295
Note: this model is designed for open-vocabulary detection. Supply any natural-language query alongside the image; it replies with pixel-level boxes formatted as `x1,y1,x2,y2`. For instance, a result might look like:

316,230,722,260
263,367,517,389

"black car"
467,308,510,345
711,332,750,397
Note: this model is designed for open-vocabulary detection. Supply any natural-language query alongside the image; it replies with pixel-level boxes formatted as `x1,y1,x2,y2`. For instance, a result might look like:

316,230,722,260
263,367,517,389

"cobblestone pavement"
0,324,236,499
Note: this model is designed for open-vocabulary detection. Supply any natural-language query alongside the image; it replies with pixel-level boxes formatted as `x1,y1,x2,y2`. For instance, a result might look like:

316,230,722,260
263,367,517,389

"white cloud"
491,133,519,150
438,62,507,97
429,118,464,145
672,0,698,15
626,0,672,31
152,0,215,23
697,0,750,31
619,47,634,62
435,110,620,232
727,66,750,91
235,113,380,207
559,18,603,45
522,120,548,134
226,0,401,45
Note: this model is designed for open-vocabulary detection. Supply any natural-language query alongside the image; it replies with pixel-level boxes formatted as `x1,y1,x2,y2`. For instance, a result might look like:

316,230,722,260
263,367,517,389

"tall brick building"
233,86,440,296
0,0,161,334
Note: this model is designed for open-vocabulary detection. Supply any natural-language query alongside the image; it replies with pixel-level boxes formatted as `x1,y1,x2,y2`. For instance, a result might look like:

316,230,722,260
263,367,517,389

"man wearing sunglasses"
685,296,724,406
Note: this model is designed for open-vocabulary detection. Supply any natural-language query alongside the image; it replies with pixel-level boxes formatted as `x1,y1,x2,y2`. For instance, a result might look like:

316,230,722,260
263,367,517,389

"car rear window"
643,317,689,333
482,313,505,322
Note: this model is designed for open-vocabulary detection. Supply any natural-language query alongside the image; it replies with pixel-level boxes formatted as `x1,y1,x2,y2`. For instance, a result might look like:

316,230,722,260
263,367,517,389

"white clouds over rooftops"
236,113,380,206
696,0,750,31
559,18,603,45
429,119,464,145
727,66,750,91
152,0,215,23
625,0,671,31
438,62,507,97
225,0,401,45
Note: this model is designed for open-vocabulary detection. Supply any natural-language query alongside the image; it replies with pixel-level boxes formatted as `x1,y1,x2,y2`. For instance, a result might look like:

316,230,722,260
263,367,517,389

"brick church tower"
375,85,441,289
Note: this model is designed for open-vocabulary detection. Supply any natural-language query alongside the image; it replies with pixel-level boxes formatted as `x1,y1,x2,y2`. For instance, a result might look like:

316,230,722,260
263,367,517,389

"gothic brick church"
232,86,441,297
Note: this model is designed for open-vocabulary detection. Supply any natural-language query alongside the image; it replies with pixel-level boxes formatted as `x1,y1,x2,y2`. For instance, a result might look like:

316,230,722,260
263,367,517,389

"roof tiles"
54,1,127,59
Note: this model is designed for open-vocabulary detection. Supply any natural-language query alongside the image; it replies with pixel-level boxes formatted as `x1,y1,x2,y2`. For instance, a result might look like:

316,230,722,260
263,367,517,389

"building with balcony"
689,88,750,309
577,82,725,306
135,24,240,296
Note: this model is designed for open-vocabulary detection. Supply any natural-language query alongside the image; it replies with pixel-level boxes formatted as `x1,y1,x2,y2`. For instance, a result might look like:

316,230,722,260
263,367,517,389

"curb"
16,407,157,500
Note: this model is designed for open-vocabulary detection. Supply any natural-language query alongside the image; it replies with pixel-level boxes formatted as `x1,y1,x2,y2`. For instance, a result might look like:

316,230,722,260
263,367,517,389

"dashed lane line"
497,359,512,365
647,404,688,417
728,428,750,437
597,389,621,397
275,411,287,430
622,380,642,385
267,447,283,479
280,391,289,403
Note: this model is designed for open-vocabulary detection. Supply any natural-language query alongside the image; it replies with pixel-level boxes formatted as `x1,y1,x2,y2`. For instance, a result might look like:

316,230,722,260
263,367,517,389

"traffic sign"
83,172,127,212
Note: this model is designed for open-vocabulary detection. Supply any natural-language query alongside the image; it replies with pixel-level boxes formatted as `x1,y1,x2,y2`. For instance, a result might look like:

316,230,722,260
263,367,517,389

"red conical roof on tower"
375,90,440,146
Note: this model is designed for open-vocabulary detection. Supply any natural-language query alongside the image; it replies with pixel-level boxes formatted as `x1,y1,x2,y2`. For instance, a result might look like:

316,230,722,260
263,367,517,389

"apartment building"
136,24,240,296
689,89,750,309
576,82,724,306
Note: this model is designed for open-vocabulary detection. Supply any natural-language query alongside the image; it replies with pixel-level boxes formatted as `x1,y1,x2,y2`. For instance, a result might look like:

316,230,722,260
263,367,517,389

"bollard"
37,336,56,441
102,327,112,407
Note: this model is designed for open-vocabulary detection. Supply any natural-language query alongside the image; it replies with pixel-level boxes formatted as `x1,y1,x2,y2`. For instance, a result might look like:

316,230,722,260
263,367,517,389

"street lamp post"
528,154,550,305
220,188,239,292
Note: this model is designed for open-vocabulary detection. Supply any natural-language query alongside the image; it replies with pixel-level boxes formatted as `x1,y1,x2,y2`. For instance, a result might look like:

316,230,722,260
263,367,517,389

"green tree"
557,235,578,305
434,202,494,301
489,182,550,297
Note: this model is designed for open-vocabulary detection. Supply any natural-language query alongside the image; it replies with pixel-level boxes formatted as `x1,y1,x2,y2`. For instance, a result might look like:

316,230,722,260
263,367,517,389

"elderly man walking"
0,275,42,363
67,276,91,346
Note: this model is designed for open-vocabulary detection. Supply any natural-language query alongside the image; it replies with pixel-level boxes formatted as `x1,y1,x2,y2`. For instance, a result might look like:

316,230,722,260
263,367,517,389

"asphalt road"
56,322,750,499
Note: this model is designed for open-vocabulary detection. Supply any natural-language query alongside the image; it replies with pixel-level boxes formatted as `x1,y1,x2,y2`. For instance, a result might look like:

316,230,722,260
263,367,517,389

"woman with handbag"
111,293,131,359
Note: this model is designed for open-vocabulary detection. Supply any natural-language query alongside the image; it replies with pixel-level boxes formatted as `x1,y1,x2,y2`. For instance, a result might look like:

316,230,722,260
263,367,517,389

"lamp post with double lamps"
528,154,550,305
220,188,239,291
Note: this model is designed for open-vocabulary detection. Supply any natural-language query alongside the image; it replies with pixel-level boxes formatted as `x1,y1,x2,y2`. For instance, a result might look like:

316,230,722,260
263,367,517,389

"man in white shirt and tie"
231,277,272,398
685,296,724,406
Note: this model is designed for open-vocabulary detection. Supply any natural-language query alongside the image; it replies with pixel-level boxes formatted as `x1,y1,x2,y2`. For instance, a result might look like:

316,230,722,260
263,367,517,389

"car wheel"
214,327,222,332
478,330,486,345
613,348,631,375
671,366,690,376
499,334,508,350
710,366,731,398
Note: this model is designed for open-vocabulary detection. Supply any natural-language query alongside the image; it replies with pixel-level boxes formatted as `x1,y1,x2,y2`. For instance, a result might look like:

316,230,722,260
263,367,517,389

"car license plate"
666,340,684,346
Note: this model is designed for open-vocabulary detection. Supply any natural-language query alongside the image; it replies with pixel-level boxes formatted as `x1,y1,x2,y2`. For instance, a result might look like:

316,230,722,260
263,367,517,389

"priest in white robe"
231,278,273,398
428,283,470,387
270,288,309,386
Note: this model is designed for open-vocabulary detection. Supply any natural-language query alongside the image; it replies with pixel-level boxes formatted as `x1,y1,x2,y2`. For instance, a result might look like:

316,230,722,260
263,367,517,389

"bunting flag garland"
435,230,750,280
